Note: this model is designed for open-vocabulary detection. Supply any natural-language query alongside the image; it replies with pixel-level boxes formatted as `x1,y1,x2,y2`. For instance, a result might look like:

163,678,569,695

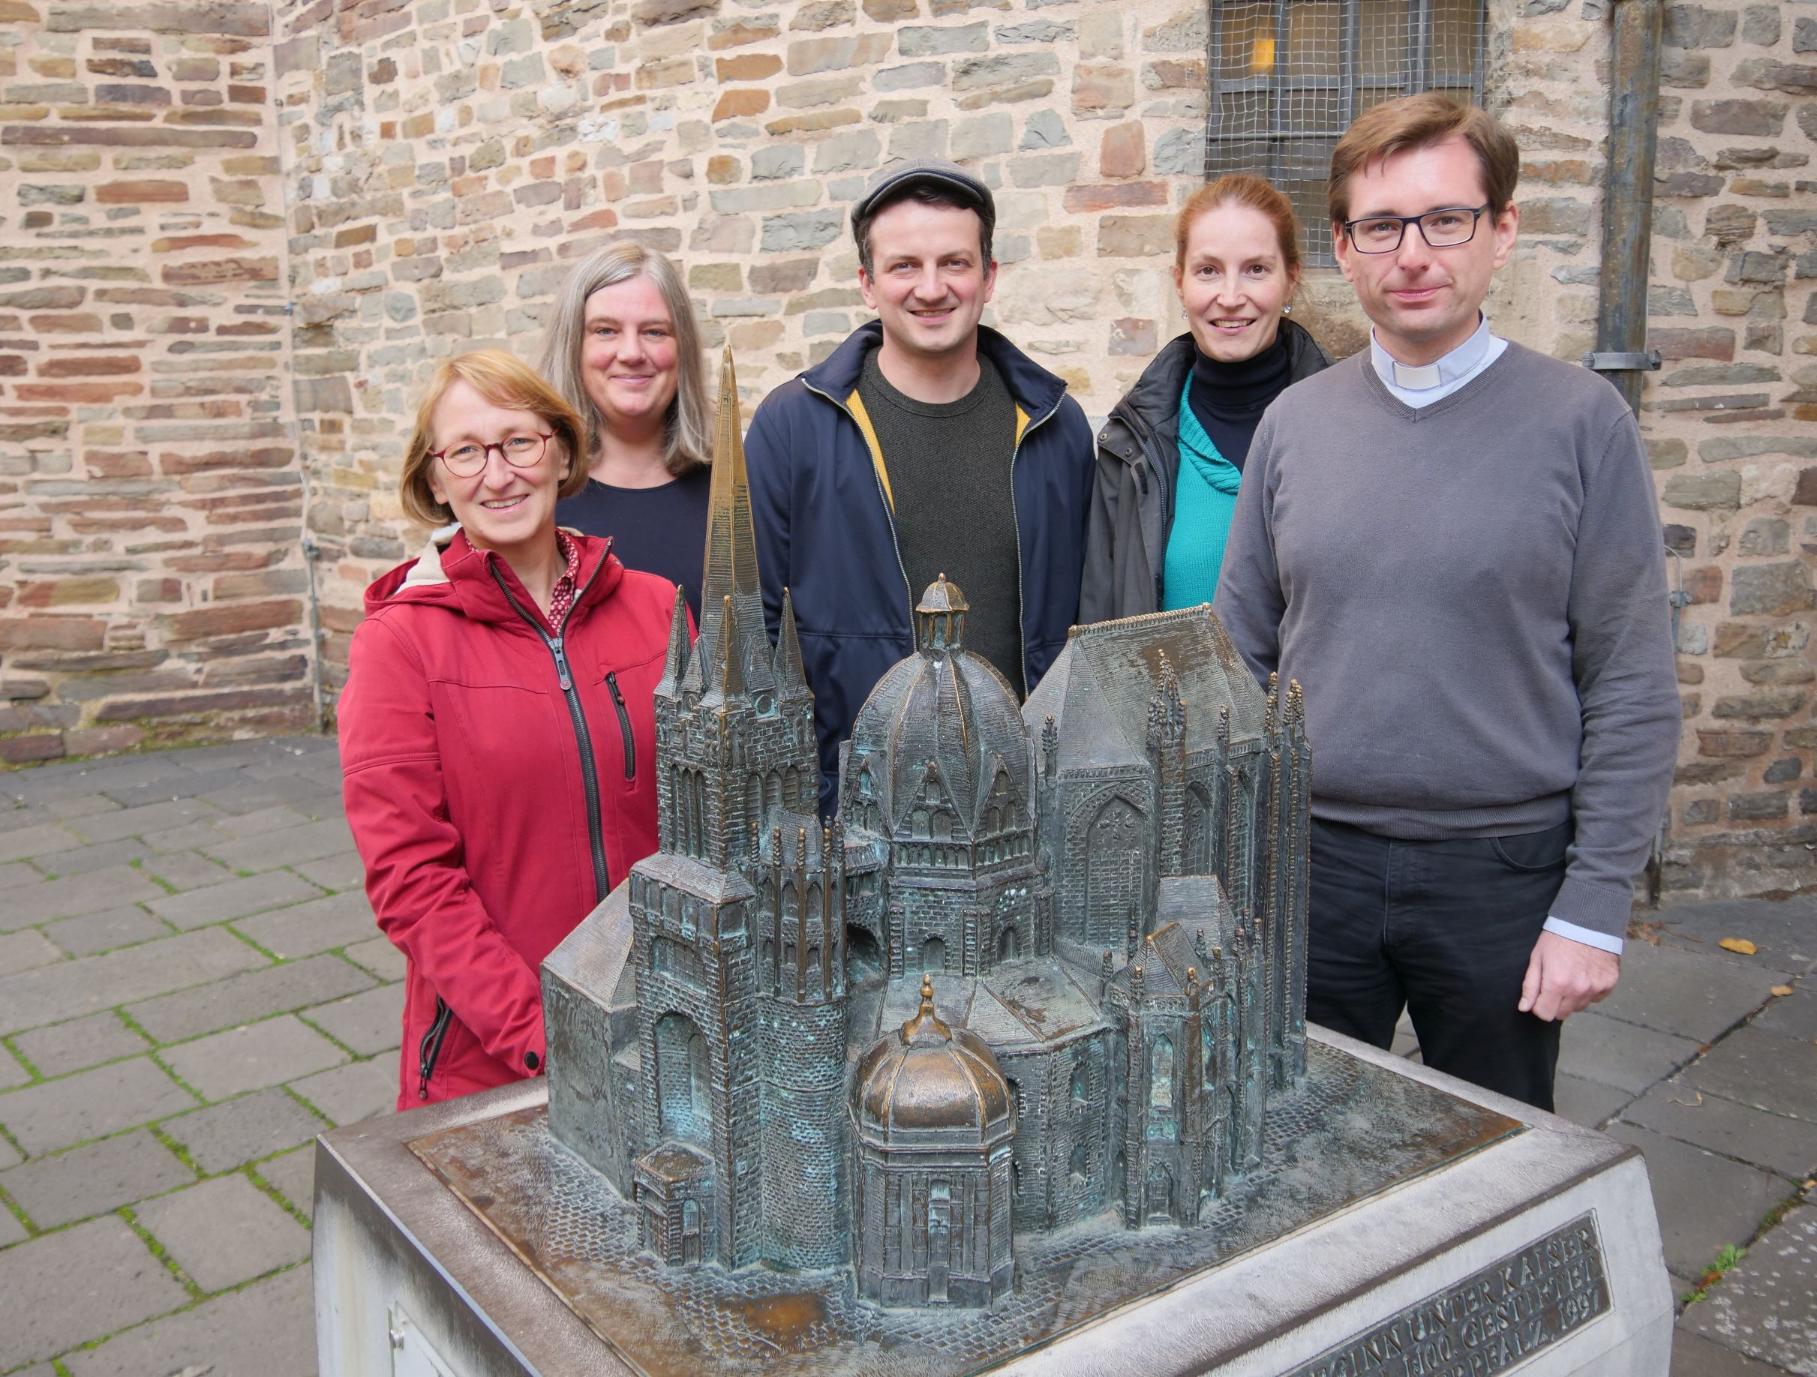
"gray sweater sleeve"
1552,405,1681,936
1211,407,1284,684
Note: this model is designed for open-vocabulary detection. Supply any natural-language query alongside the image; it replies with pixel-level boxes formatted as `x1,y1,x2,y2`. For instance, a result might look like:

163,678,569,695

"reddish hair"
1174,173,1303,282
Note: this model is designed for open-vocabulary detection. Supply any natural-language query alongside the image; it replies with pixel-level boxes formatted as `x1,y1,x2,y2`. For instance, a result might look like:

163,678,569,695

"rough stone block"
62,1262,314,1377
760,210,842,252
1728,562,1814,616
0,1216,190,1369
1690,99,1787,136
134,1172,310,1291
11,1011,149,1079
899,21,986,55
1663,472,1743,512
1665,4,1737,50
0,1128,194,1228
160,1087,330,1175
161,1016,348,1101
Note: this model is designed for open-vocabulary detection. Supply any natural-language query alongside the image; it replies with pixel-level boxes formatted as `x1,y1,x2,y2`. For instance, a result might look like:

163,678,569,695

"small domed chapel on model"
542,353,1310,1311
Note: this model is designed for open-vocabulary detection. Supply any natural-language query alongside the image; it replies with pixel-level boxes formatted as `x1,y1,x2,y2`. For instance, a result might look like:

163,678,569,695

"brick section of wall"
1641,0,1816,898
0,2,312,765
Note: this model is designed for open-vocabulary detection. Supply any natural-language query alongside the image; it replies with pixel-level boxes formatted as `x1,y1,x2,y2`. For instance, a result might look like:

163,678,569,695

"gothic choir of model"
541,351,1310,1310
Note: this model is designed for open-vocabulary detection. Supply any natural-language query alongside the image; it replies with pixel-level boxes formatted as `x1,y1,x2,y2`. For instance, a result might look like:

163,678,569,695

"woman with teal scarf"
1081,175,1330,621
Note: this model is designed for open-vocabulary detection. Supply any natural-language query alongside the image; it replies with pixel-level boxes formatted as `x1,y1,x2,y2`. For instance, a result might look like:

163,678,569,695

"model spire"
775,587,809,698
657,583,690,696
693,347,774,698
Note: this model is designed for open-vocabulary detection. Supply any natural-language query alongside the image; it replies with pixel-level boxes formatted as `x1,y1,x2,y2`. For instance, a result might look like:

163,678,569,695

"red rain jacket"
339,529,675,1109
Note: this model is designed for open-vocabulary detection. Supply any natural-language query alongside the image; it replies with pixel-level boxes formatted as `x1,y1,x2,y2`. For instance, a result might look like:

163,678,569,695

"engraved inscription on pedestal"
1285,1214,1611,1377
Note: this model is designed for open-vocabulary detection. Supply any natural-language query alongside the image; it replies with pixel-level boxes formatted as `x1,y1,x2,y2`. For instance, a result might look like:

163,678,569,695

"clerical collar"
1370,315,1494,392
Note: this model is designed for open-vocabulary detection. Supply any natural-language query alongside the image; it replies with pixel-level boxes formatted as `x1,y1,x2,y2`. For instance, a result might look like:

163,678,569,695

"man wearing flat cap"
745,161,1096,814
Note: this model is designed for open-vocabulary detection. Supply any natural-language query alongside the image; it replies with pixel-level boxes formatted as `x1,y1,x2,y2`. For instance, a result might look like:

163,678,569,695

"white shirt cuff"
1543,916,1624,955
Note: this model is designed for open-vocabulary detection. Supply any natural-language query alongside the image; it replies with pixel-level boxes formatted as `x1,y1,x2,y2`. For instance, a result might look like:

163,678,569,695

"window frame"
1202,0,1489,267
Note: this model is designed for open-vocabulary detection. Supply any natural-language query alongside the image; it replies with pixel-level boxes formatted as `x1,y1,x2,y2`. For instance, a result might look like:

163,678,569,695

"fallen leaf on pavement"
1770,985,1794,997
1718,937,1758,955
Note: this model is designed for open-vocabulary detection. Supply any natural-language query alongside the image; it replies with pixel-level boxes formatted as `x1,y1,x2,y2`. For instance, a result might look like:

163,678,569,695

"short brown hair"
1327,94,1520,227
1175,173,1303,282
399,350,589,528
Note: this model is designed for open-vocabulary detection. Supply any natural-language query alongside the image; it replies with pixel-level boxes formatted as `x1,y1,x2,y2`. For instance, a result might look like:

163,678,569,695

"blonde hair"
538,242,710,477
1328,93,1520,226
399,350,589,528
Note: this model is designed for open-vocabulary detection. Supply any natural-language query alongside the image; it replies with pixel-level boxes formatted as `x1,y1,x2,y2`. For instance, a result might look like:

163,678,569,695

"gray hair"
538,242,710,476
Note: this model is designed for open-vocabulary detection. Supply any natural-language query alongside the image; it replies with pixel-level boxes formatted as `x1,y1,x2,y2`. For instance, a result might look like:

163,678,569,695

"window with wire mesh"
1205,1,1487,267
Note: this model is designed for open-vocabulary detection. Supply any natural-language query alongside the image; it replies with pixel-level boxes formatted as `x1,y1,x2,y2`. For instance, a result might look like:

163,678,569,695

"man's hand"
1518,931,1620,1022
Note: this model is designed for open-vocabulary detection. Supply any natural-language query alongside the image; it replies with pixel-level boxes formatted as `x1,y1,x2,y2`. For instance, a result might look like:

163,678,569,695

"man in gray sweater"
1214,95,1679,1111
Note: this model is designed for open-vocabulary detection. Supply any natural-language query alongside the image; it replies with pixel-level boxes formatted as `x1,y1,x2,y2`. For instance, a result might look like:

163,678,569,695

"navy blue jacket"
745,321,1095,814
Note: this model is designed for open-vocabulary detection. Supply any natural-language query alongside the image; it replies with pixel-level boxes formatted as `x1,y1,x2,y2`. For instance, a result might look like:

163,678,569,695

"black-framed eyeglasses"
1340,205,1492,254
429,432,552,478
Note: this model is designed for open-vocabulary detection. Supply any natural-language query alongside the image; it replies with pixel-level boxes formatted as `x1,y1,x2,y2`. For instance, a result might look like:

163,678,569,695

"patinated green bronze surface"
414,1041,1520,1377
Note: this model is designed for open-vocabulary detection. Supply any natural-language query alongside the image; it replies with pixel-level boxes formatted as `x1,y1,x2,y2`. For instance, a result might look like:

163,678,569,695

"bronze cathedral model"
541,352,1311,1311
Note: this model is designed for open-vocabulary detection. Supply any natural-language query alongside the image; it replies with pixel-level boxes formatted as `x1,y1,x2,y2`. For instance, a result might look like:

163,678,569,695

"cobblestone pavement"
0,737,1811,1375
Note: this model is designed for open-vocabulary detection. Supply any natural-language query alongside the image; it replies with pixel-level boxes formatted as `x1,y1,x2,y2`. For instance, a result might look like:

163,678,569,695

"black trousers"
1306,817,1572,1112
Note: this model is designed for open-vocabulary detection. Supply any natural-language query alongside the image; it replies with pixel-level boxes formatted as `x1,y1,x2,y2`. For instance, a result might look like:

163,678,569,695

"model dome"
845,576,1031,837
856,979,1014,1140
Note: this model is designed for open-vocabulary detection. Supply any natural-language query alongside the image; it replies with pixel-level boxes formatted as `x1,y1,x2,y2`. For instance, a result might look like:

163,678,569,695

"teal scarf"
1161,378,1245,610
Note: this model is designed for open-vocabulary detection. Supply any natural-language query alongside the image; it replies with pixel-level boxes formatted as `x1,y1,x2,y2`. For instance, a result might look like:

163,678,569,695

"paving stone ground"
0,737,1811,1374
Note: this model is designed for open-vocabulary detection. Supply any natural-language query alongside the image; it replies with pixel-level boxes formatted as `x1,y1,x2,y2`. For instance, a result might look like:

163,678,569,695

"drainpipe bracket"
1582,349,1661,372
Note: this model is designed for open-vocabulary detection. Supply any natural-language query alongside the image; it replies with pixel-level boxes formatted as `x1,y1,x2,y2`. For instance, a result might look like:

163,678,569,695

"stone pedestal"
314,1029,1673,1377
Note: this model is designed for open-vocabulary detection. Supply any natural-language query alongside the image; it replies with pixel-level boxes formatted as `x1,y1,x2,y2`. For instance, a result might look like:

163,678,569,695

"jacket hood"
1104,317,1332,471
363,527,623,626
801,319,1071,421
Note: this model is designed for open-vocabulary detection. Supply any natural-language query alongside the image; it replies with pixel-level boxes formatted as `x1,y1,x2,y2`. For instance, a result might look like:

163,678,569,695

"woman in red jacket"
338,349,677,1109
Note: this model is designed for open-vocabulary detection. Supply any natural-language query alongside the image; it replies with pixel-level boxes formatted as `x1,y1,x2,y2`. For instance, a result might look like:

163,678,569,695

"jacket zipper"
1006,397,1064,698
808,377,1065,700
606,671,635,780
490,563,612,904
417,996,453,1100
803,378,915,630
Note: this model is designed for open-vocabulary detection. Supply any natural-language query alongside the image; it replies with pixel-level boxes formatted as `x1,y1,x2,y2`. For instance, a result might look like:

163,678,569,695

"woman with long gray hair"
541,241,713,617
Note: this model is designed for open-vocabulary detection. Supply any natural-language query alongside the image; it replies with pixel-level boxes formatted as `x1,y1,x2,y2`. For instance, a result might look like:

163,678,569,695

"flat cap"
849,159,995,239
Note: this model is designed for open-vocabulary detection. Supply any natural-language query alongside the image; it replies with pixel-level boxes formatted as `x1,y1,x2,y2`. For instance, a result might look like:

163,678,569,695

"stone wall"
3,0,1813,902
0,1,312,764
1638,0,1816,899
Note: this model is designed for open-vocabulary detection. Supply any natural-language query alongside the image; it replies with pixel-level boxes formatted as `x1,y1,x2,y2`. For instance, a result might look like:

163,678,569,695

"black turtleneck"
1187,332,1292,473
